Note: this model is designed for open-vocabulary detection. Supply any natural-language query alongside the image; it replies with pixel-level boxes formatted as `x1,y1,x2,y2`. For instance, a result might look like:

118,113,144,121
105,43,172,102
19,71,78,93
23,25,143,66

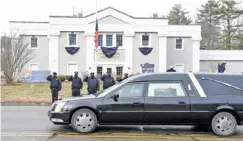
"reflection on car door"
144,81,191,124
100,82,145,124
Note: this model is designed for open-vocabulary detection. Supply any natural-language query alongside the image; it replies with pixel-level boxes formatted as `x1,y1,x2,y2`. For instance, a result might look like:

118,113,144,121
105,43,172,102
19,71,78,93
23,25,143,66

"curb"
1,102,51,106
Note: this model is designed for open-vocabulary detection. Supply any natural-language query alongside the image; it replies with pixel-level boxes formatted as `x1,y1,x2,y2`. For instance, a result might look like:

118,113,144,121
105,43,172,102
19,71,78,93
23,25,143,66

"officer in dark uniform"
167,66,176,72
218,61,227,73
46,72,62,103
68,71,83,96
117,73,129,82
84,72,100,94
101,69,115,90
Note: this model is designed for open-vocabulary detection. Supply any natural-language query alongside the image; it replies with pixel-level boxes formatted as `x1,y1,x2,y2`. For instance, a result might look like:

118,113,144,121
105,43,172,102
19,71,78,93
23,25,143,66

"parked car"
48,72,243,137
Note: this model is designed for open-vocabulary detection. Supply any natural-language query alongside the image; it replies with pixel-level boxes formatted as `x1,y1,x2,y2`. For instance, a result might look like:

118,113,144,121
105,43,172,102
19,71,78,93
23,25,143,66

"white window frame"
140,33,151,47
96,66,103,77
116,34,123,48
67,63,78,75
29,63,39,70
67,32,78,47
98,34,103,47
175,38,184,50
116,66,124,76
174,64,185,72
29,36,39,49
106,34,113,47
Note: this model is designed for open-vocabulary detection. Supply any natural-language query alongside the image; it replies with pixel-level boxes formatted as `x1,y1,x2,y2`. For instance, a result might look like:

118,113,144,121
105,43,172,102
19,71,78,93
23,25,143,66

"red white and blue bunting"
101,46,118,58
65,47,80,55
139,47,153,55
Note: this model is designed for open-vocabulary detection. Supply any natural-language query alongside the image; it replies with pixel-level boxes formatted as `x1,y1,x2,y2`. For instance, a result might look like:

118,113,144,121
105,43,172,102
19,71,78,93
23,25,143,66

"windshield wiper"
202,77,243,91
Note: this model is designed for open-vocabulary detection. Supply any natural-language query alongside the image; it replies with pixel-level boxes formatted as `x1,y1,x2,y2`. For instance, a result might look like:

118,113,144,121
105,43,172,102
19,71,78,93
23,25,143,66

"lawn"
1,82,100,104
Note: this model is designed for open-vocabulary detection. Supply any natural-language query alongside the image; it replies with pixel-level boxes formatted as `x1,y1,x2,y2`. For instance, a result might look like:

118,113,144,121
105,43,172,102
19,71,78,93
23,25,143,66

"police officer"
68,71,83,97
101,69,115,90
84,72,100,94
117,73,129,82
218,61,227,73
167,66,176,72
46,72,62,103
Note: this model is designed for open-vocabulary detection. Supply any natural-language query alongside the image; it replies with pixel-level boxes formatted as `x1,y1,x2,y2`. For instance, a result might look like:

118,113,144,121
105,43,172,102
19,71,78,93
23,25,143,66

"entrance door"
29,64,39,71
68,64,78,75
174,64,184,72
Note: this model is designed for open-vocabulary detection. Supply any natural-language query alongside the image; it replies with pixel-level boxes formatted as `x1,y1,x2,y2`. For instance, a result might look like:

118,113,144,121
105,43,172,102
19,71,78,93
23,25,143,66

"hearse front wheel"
71,108,97,133
211,112,237,137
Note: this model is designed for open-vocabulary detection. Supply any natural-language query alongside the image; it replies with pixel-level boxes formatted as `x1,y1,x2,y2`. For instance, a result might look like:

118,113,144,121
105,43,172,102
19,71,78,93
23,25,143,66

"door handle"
178,101,186,104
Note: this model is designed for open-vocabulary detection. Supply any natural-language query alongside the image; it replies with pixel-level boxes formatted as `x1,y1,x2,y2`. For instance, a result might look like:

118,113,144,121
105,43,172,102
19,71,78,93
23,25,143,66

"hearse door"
100,82,146,124
144,81,191,124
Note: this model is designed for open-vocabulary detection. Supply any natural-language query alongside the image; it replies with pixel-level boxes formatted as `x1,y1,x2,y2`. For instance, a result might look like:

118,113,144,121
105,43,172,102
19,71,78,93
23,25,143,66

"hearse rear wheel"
211,112,237,137
71,108,97,133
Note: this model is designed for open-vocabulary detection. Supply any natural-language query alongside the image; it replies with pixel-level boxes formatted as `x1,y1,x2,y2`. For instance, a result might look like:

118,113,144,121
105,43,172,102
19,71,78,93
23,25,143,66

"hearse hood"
59,94,96,102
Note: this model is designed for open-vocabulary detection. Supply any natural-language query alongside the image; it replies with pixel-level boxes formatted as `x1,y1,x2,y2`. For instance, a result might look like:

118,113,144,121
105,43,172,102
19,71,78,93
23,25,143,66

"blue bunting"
139,47,153,55
65,47,80,55
101,46,118,58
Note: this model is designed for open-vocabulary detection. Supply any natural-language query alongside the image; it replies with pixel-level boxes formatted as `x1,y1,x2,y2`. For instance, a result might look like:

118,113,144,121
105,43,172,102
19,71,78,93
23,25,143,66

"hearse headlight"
54,102,66,113
61,103,72,112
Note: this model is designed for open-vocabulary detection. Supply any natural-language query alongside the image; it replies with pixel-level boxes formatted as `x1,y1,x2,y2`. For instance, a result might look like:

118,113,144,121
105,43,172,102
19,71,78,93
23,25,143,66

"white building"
9,7,243,77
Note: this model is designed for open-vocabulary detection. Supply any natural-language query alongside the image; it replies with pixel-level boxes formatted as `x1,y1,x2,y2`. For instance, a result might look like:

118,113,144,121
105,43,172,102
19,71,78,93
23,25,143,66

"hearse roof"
129,72,189,82
128,72,242,82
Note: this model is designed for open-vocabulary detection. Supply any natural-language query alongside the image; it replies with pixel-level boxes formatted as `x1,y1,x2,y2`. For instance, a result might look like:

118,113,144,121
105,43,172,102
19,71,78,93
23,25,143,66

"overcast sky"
0,0,213,33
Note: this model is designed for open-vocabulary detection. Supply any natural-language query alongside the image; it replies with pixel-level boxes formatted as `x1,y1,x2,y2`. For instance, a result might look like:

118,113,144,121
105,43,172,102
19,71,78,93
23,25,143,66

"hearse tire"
71,108,97,133
211,112,237,137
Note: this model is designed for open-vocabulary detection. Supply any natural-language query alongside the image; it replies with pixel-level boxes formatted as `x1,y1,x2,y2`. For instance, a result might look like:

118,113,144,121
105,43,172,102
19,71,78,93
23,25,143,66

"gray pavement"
1,106,243,141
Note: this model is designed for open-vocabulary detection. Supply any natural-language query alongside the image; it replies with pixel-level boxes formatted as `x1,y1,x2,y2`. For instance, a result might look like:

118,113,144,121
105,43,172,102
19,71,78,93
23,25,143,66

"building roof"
49,6,166,20
9,21,49,23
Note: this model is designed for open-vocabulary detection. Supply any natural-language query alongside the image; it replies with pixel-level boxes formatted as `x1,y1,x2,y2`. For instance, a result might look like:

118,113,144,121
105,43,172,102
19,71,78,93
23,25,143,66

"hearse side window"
199,78,243,96
147,82,186,97
113,83,144,98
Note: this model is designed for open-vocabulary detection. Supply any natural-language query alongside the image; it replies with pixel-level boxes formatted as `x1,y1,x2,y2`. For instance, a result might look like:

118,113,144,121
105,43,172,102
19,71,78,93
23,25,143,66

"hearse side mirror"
112,93,119,101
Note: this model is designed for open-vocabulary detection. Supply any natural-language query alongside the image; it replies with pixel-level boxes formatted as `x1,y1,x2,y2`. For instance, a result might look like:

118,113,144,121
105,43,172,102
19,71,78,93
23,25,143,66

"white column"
113,34,116,46
158,36,167,72
192,36,202,72
103,34,106,46
48,35,59,73
85,34,95,72
124,32,134,74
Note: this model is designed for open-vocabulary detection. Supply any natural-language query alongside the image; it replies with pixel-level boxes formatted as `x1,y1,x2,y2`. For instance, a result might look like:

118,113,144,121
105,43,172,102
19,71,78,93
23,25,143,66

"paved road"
1,106,243,141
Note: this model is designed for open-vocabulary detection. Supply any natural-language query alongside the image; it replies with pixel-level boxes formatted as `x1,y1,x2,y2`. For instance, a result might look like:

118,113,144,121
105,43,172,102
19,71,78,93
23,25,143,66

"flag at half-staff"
94,19,99,50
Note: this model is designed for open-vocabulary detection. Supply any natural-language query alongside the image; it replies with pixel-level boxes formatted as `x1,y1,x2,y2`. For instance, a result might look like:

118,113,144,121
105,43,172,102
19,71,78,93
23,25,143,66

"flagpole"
94,0,98,75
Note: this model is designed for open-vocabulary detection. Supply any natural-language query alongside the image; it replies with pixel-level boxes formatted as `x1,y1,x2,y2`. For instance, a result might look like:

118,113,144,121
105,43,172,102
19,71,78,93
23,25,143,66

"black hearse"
48,72,243,136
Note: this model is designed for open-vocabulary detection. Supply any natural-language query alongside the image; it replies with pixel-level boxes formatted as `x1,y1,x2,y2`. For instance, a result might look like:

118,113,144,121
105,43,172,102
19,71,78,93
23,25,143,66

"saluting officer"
84,72,100,94
68,71,83,97
101,69,116,90
46,72,62,103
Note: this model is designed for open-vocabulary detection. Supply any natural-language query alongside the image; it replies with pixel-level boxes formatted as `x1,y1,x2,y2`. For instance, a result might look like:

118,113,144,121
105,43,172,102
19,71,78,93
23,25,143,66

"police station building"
9,7,243,77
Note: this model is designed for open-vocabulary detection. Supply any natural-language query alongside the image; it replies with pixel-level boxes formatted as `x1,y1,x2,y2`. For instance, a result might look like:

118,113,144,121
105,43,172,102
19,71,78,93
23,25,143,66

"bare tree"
152,13,159,18
1,32,35,84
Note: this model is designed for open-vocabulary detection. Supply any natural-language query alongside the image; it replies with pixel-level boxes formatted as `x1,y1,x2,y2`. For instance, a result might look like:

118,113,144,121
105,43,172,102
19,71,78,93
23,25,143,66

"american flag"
94,19,99,50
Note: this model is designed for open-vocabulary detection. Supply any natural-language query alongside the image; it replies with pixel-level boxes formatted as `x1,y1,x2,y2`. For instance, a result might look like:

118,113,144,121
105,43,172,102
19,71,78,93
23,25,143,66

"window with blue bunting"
106,35,113,46
176,38,182,49
98,35,103,46
69,32,77,46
